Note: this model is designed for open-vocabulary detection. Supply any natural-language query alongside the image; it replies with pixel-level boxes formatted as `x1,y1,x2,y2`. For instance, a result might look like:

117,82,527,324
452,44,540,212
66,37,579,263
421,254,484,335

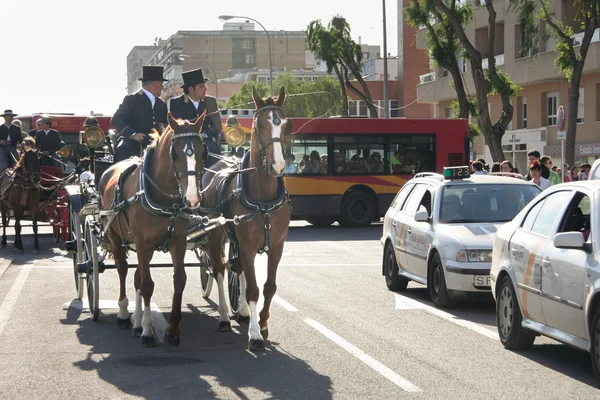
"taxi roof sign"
443,166,470,180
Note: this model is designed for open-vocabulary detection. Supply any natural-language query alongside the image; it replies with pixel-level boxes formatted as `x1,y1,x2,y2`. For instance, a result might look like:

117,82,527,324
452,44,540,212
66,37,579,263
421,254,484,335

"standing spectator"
570,166,579,181
529,161,551,190
578,163,591,180
500,160,514,173
526,149,550,179
540,155,561,185
0,109,23,168
472,160,486,175
491,162,501,173
563,163,572,182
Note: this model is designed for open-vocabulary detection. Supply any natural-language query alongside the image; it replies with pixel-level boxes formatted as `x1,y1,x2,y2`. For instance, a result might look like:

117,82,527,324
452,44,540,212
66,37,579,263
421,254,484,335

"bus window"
389,135,435,174
333,135,384,174
287,135,327,175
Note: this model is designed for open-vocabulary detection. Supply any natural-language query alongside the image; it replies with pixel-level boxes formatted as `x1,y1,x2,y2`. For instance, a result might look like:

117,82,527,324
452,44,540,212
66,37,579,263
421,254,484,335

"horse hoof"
236,315,250,326
218,321,232,332
248,339,265,352
260,328,269,340
132,327,143,338
140,334,158,347
117,317,132,329
164,331,180,347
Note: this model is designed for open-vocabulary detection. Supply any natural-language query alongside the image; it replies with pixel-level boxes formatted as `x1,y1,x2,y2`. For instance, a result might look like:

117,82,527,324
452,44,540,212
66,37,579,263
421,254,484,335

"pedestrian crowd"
469,148,595,190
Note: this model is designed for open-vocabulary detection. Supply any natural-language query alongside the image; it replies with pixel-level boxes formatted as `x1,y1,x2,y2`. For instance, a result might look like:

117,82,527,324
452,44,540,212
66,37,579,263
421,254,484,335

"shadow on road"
287,223,382,242
61,301,333,399
512,344,599,388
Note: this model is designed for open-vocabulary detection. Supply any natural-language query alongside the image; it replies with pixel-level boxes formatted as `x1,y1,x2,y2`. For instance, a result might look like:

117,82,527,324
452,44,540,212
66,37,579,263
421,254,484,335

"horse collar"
236,151,287,214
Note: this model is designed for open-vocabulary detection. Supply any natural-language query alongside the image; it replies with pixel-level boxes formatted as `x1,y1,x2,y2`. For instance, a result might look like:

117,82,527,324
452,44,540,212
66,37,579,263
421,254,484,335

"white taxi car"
490,180,600,379
381,167,541,308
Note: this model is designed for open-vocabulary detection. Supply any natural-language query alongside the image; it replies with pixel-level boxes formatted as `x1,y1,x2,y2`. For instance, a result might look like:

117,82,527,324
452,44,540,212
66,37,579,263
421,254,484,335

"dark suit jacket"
33,129,62,153
169,95,222,141
0,123,23,147
111,90,168,140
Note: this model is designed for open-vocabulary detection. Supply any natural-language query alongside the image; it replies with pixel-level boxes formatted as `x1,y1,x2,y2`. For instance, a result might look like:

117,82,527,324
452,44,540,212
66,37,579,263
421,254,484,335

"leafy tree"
509,0,599,168
226,74,343,118
307,15,378,117
406,0,480,142
411,1,520,161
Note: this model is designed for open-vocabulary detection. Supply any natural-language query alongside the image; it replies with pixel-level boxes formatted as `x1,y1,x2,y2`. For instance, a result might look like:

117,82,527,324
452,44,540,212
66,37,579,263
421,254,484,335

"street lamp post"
179,54,219,101
382,0,389,118
219,14,273,97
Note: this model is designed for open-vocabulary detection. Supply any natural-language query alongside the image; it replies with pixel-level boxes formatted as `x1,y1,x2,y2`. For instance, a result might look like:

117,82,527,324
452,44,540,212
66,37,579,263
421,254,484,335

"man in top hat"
0,109,24,169
169,68,222,166
34,115,62,167
111,65,168,163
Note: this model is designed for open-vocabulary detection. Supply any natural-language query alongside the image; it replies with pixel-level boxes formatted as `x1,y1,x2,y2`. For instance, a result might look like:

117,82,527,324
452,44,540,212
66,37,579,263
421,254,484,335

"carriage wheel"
84,216,100,321
70,206,84,300
228,269,240,316
193,248,213,298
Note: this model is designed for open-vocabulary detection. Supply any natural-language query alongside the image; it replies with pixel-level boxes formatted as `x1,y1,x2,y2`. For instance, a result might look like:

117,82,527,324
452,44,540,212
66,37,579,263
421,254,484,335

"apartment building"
414,0,600,170
126,21,307,98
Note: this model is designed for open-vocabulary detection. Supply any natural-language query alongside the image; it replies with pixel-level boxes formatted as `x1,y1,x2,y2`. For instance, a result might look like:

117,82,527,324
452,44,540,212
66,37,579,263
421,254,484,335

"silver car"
381,167,541,308
490,180,600,380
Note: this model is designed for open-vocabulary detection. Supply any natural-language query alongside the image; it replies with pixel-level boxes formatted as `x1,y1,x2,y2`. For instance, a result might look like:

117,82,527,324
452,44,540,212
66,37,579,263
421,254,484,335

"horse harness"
102,130,211,253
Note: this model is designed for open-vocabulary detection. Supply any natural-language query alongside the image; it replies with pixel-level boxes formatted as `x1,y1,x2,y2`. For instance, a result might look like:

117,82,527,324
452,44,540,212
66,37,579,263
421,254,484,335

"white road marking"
304,318,421,392
394,294,498,340
64,299,169,342
273,295,298,312
0,266,32,337
279,263,380,267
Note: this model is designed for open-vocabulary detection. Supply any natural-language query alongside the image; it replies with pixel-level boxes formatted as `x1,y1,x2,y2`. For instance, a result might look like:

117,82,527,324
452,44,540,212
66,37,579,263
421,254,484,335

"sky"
0,0,399,118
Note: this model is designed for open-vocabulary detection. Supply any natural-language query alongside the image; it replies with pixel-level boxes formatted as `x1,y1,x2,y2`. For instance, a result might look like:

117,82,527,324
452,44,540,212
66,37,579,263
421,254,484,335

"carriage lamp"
82,126,106,149
58,145,71,159
224,115,246,147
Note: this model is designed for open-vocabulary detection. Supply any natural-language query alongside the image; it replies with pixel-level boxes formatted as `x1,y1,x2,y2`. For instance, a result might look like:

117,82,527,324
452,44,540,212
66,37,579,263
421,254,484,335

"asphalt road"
0,222,599,399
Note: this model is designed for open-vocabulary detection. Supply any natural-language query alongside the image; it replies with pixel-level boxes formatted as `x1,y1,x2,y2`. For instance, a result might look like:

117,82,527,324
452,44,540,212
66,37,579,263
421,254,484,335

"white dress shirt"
142,88,156,108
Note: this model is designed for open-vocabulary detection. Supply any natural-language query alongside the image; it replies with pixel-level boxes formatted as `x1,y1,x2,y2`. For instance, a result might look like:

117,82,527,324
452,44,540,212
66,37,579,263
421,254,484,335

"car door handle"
406,227,412,234
392,222,397,227
510,248,519,257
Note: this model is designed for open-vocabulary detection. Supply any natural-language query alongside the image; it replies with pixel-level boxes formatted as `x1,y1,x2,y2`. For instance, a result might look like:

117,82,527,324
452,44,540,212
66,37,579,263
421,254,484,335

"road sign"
557,131,566,140
557,105,566,131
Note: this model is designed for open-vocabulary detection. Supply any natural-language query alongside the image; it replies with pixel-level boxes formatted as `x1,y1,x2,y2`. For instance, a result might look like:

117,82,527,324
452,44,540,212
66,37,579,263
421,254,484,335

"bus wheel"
340,192,375,228
306,218,335,227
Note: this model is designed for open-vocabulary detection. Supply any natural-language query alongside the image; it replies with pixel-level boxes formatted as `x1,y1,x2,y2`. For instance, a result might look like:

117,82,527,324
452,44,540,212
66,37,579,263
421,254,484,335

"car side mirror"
553,232,585,250
414,206,430,222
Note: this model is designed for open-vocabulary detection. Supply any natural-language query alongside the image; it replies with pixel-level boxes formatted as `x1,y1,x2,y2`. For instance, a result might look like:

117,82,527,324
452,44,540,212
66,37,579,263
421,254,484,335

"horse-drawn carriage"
64,87,292,350
0,140,76,251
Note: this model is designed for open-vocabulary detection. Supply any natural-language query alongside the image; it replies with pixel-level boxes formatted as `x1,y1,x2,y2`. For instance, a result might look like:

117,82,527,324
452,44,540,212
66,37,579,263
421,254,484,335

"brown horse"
0,137,41,253
99,113,206,347
202,86,292,351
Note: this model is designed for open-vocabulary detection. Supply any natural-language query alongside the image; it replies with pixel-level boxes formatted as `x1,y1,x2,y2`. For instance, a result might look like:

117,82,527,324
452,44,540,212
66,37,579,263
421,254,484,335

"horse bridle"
252,105,287,170
168,125,208,200
14,150,40,186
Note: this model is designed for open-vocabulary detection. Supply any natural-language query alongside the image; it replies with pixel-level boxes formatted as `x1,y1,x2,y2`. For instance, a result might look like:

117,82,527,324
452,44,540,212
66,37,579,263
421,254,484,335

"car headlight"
456,250,493,262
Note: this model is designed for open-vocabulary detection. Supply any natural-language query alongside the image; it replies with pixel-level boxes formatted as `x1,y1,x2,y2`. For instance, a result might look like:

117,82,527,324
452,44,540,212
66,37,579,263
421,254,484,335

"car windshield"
440,184,541,223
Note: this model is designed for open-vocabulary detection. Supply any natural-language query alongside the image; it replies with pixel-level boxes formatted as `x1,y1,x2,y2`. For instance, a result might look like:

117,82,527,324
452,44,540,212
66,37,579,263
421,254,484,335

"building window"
546,91,558,126
390,100,399,117
522,97,527,129
232,54,243,65
358,101,368,116
242,40,254,49
348,100,358,116
577,88,584,124
245,54,255,64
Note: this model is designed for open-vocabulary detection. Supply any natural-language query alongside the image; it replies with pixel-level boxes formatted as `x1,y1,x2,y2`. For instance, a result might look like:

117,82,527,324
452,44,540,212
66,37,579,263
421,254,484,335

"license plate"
473,275,491,287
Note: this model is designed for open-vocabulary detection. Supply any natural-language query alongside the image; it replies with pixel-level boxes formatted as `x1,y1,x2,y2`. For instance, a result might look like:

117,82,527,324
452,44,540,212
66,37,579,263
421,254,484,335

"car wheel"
383,243,409,291
428,253,453,308
496,275,535,349
590,306,600,381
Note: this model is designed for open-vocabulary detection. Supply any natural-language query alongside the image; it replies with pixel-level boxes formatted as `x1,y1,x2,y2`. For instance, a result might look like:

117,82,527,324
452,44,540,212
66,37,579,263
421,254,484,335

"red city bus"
220,114,469,227
283,117,469,227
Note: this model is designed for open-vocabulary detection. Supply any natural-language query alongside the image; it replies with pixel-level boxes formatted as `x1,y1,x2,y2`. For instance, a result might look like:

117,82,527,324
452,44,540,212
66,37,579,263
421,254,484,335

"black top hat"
138,66,168,82
180,68,209,88
1,109,17,117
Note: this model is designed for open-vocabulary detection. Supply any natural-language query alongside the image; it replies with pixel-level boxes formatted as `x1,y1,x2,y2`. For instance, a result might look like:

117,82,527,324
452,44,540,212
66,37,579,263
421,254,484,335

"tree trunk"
565,66,583,168
344,69,379,118
448,64,470,119
333,64,349,116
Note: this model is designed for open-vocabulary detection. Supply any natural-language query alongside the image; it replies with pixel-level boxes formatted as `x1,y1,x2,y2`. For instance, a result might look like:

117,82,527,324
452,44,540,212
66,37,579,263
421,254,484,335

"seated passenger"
285,154,297,174
334,152,348,172
369,152,384,173
441,194,463,222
